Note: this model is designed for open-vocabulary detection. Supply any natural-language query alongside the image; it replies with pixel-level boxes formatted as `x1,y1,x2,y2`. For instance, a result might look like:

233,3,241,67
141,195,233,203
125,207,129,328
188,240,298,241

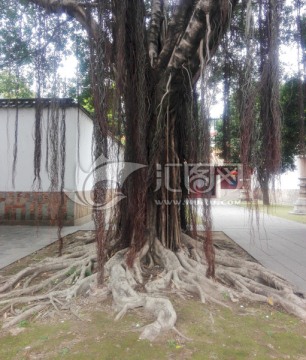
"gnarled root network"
0,231,305,340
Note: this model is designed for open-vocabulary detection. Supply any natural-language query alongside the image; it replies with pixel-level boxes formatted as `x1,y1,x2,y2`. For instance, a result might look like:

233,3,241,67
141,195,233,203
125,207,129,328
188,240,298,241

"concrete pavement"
212,205,306,292
0,221,95,269
0,205,305,293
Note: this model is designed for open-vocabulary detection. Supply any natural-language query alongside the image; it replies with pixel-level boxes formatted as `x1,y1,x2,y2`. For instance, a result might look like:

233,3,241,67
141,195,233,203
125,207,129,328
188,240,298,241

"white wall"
0,106,94,192
71,108,94,192
0,105,125,195
278,169,299,190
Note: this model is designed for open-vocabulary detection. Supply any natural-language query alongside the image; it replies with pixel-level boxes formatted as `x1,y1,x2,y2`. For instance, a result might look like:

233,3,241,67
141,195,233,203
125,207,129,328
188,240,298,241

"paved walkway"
0,206,305,293
0,222,95,269
212,205,306,292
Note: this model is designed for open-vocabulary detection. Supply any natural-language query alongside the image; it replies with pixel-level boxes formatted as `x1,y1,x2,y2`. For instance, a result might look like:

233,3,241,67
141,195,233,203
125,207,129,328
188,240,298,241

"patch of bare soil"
211,231,256,262
0,230,254,283
0,231,252,328
1,229,305,343
0,231,239,309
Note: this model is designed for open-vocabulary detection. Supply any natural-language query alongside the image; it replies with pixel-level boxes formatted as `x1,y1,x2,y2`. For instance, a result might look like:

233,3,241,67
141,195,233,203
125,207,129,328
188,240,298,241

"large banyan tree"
1,0,306,340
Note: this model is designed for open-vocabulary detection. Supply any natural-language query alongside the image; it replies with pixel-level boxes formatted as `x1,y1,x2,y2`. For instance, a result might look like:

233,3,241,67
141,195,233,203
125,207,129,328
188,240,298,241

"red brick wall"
0,192,74,225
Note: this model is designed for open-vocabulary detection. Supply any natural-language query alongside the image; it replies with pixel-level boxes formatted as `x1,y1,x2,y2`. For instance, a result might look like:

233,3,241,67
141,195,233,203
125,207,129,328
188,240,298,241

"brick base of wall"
0,192,92,226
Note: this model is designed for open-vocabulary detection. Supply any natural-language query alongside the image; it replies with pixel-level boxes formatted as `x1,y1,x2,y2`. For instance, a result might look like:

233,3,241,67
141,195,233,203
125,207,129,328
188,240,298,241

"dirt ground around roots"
0,231,306,360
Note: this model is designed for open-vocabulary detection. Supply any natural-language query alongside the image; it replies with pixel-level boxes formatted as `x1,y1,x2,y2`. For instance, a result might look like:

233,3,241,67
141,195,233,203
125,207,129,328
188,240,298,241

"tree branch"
168,0,212,69
156,0,194,72
167,0,238,72
148,0,163,67
28,0,100,41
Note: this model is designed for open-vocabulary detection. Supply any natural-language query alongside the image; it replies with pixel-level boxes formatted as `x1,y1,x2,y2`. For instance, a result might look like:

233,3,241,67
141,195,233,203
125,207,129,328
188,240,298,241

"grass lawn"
1,232,305,360
1,297,306,360
239,203,306,225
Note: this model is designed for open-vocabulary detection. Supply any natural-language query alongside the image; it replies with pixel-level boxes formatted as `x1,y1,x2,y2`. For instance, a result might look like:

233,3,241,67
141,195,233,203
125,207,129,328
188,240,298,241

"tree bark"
261,186,270,206
258,170,270,206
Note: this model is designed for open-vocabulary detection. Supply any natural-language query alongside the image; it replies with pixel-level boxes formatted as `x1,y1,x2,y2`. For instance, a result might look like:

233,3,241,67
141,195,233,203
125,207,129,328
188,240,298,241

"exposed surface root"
1,231,305,340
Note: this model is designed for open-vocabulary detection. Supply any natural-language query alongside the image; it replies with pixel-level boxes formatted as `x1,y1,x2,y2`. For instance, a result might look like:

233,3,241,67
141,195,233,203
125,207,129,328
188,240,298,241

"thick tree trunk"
121,68,193,255
222,35,231,162
258,170,270,206
112,0,238,273
261,185,270,206
257,0,281,204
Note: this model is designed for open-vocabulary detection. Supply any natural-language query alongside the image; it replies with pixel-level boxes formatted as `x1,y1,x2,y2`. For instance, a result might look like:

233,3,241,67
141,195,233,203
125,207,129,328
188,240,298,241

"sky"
59,55,78,80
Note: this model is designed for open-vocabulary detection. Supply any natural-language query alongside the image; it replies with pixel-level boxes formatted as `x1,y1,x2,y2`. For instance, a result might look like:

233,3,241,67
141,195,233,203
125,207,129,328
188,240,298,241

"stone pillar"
291,156,306,215
240,188,249,201
240,179,251,201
